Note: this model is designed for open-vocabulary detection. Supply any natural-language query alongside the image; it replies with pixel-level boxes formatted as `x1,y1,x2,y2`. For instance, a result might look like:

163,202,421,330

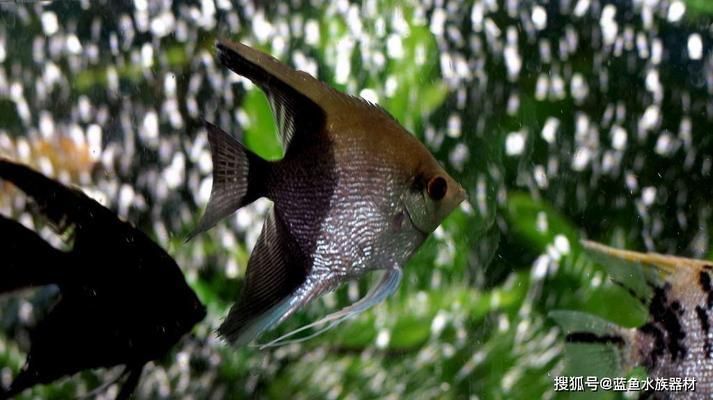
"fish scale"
190,39,465,347
633,267,713,396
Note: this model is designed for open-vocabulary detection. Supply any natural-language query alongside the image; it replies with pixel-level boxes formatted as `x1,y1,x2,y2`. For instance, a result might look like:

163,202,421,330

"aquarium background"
1,0,712,398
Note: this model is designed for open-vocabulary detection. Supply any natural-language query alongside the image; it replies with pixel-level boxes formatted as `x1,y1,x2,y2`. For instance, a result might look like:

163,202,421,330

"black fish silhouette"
0,158,206,400
189,40,466,347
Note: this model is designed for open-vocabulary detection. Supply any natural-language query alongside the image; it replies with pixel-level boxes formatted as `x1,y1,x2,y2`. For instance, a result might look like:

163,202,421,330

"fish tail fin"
0,214,68,293
188,120,270,240
550,310,637,377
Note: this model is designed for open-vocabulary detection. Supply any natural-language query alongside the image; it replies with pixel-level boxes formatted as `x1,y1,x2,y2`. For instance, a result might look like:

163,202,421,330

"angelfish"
190,39,466,346
0,159,205,400
552,240,713,397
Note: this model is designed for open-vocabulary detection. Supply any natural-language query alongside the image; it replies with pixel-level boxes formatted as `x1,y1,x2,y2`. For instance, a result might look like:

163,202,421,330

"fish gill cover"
0,0,711,399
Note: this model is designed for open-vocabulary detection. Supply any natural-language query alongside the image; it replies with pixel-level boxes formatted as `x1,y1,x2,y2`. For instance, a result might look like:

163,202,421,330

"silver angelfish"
190,39,466,347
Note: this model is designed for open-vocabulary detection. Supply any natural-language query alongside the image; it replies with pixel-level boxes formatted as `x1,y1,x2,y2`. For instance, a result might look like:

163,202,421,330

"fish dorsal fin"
217,206,309,346
217,40,327,154
582,240,713,275
581,239,713,308
257,267,403,349
0,158,104,233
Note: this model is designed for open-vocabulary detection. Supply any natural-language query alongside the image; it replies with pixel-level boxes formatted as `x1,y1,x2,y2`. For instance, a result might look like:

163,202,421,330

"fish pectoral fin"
257,267,403,349
216,40,327,153
187,121,270,240
218,207,308,346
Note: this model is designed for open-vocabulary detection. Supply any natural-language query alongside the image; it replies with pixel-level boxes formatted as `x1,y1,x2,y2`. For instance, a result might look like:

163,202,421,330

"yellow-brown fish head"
401,154,466,235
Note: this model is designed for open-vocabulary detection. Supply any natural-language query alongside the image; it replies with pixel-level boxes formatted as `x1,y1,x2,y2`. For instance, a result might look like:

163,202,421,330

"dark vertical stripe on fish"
648,286,687,361
695,305,711,358
639,322,666,368
698,271,713,309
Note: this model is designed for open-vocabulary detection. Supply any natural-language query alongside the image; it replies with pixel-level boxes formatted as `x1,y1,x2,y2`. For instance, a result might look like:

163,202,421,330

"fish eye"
427,176,447,201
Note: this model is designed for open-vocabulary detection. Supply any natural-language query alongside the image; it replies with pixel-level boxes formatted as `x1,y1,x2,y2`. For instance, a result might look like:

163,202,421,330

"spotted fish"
552,240,713,398
189,39,466,347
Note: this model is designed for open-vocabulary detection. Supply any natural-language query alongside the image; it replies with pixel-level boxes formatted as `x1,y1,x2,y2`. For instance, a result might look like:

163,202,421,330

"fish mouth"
455,184,467,204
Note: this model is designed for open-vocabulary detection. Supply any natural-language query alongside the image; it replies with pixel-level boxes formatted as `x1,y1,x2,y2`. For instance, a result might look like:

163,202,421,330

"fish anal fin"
258,267,403,348
188,121,270,240
550,310,637,377
218,207,308,346
115,364,145,400
216,40,326,153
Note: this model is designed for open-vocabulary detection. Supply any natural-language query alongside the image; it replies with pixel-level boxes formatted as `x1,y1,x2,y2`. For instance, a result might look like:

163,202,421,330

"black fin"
115,364,145,400
0,158,96,233
2,363,43,400
216,40,326,153
218,207,309,345
0,215,68,293
187,121,270,240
